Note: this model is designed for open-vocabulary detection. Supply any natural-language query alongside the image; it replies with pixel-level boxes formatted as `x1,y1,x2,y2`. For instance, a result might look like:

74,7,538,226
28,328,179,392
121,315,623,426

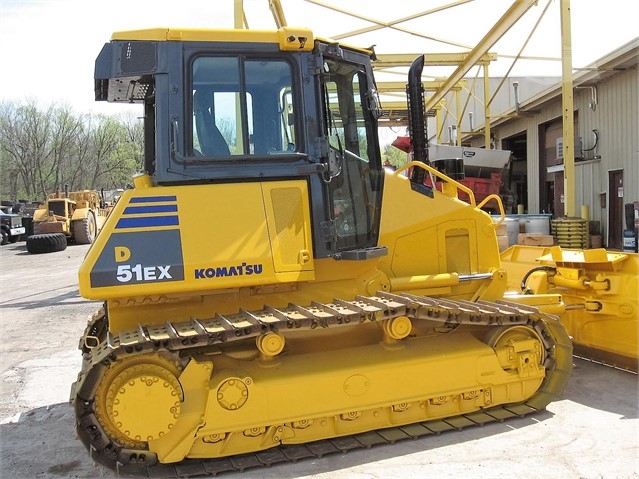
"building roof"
511,37,638,117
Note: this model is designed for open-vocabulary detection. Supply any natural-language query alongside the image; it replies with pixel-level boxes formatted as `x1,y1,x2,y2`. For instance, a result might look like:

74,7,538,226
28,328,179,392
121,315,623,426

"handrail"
394,160,477,206
394,161,506,227
479,194,505,226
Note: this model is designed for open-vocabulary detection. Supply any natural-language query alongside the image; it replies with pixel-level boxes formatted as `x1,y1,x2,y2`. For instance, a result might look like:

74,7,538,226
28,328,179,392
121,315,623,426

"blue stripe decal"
129,196,177,203
116,216,179,229
123,205,178,215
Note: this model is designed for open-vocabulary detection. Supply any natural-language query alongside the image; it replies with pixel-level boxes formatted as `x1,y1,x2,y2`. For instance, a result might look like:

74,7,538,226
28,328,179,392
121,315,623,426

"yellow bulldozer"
71,25,636,476
501,245,638,372
28,188,110,254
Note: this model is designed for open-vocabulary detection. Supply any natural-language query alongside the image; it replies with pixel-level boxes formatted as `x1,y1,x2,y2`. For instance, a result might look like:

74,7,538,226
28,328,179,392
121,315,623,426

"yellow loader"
29,188,110,253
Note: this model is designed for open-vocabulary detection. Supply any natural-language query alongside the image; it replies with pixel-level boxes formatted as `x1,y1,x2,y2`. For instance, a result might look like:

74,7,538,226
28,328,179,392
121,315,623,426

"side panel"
378,171,500,282
78,180,315,300
263,183,313,273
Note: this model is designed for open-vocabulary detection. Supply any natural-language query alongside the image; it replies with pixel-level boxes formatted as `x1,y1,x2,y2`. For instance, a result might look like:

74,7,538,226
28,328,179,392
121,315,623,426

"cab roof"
111,26,374,56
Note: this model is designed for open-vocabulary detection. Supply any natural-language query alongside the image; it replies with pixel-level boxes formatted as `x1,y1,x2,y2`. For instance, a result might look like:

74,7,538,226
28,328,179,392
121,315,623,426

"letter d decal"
114,246,131,263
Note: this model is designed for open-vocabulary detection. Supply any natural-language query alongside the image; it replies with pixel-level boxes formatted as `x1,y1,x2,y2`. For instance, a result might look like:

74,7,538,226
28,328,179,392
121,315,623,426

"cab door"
318,49,384,257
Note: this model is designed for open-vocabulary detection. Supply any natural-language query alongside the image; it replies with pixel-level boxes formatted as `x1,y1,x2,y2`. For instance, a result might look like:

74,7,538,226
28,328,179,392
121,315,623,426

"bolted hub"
217,378,250,410
96,359,183,447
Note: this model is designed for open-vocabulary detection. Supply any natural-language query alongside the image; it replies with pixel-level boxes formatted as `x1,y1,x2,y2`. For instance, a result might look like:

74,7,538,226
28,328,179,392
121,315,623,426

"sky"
0,0,637,116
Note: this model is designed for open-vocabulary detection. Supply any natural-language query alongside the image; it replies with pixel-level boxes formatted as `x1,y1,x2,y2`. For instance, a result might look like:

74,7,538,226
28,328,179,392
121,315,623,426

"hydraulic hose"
521,266,556,293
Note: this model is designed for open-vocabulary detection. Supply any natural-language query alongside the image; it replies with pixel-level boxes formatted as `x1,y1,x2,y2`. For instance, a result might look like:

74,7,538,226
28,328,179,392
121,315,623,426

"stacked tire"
26,233,67,254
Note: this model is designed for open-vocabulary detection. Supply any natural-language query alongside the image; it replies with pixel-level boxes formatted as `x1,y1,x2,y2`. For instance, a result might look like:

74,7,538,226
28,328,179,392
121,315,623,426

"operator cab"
95,28,386,259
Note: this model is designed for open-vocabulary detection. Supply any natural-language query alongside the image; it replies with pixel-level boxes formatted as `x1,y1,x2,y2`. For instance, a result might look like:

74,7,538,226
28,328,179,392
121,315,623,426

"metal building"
464,38,638,249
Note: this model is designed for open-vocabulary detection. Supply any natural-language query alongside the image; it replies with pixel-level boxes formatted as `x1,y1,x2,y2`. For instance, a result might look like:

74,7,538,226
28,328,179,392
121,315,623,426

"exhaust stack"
407,55,428,185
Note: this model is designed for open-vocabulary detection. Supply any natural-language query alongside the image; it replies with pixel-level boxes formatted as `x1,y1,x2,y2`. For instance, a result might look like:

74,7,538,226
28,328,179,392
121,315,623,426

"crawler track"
72,292,572,477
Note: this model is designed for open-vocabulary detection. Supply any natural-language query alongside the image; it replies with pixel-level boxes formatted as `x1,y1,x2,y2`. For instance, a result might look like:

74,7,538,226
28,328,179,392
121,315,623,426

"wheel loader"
73,27,576,476
30,188,109,253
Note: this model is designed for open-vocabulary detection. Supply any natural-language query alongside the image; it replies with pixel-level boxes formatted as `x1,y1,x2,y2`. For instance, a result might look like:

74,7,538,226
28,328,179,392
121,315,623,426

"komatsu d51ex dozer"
73,27,573,476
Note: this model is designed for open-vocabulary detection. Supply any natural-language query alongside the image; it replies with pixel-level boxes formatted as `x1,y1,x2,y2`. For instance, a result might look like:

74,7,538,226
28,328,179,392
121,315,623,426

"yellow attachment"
502,293,565,316
501,245,638,371
35,220,68,234
553,266,590,290
589,274,612,291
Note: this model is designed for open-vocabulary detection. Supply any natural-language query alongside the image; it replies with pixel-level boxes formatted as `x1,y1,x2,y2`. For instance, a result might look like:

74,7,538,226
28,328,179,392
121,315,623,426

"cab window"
191,57,296,157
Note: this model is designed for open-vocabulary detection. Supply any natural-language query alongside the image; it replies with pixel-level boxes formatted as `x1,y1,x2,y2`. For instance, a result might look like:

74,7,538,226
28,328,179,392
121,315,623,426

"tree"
0,100,56,200
49,105,86,193
382,142,410,169
119,111,144,171
0,100,142,202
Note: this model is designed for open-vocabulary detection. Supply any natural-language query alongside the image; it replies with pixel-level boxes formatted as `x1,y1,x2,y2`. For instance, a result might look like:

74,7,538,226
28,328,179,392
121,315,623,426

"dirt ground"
0,240,638,479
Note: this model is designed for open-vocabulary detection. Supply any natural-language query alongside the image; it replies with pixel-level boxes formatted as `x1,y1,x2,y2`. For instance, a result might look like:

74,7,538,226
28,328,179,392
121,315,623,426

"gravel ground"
0,240,637,479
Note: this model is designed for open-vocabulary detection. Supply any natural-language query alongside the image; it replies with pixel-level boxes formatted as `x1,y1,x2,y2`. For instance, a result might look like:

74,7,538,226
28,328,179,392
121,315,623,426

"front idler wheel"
94,354,183,449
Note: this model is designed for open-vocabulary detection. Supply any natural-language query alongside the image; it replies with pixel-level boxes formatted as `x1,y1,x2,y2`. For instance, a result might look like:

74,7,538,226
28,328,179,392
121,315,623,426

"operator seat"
194,90,231,157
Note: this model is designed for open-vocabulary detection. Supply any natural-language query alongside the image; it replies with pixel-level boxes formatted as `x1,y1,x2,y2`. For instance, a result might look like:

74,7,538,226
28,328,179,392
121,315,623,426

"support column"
560,0,575,217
